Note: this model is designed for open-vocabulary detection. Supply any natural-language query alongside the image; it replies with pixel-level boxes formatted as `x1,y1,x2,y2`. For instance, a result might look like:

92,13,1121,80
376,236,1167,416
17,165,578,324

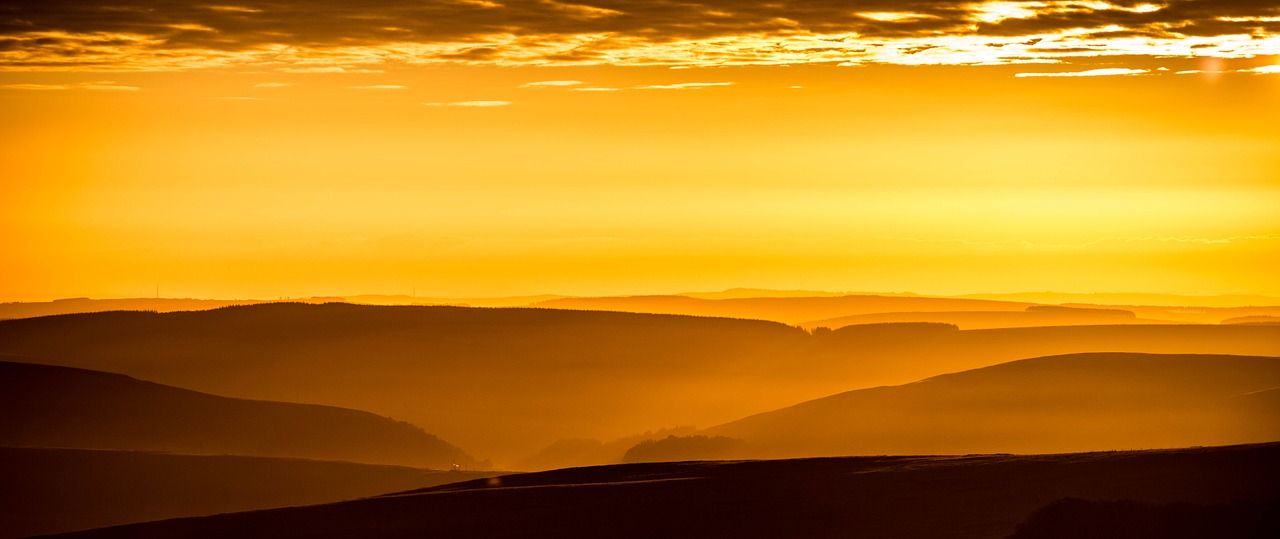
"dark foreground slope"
0,361,476,469
0,447,494,539
704,353,1280,458
3,304,1278,465
48,443,1280,539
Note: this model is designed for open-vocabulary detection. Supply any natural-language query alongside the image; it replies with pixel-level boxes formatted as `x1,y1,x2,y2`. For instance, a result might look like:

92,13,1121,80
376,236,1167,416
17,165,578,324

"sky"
1,1,1278,301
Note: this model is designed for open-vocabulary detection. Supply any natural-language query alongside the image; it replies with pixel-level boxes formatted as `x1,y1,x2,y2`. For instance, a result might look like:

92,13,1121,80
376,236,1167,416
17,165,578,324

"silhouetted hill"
705,353,1280,458
1,304,1278,466
515,427,696,471
798,323,1280,395
0,361,476,469
0,447,495,538
801,305,1171,330
0,304,805,463
535,294,1032,324
1223,315,1280,325
958,292,1280,309
0,298,268,320
45,443,1280,539
622,435,745,463
1008,497,1280,539
539,293,1280,325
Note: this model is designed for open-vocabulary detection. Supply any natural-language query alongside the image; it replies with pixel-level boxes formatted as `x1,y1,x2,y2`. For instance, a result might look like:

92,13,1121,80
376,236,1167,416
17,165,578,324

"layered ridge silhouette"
688,353,1280,459
0,361,476,469
537,293,1280,325
2,304,1279,465
534,294,1033,324
801,305,1174,331
44,443,1280,539
0,447,494,538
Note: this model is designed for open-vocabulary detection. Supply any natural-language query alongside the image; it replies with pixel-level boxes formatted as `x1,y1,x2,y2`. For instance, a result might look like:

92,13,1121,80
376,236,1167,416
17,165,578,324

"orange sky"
1,2,1278,301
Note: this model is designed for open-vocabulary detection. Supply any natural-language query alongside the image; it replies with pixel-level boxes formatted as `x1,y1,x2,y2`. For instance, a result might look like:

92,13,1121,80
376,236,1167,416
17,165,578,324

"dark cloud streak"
1,1,1277,69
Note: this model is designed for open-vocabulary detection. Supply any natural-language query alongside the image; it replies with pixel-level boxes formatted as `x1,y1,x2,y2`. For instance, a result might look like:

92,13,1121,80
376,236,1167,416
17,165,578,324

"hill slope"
2,304,1279,465
0,361,476,469
705,353,1280,458
0,447,494,538
46,443,1280,539
535,294,1032,324
801,305,1174,330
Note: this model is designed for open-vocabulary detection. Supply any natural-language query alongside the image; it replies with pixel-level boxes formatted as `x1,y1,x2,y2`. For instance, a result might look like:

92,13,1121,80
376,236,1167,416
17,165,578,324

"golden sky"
1,1,1278,300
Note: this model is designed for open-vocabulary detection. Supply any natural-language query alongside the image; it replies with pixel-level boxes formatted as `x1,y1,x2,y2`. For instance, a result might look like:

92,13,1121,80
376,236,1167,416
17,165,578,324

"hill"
801,305,1173,330
702,353,1280,458
0,447,494,538
0,298,267,320
534,294,1032,324
44,443,1280,539
0,361,476,469
2,304,1279,465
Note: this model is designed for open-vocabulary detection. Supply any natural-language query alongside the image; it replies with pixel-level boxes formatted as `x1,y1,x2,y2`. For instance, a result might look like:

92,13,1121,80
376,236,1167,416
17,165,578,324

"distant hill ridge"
2,303,1279,466
0,360,477,469
699,352,1280,459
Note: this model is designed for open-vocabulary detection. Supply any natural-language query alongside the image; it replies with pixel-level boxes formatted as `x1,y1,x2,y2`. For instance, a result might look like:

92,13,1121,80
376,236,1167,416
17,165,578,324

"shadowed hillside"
703,353,1280,459
0,361,476,469
0,447,495,538
1008,497,1280,539
45,443,1280,539
1,304,1278,465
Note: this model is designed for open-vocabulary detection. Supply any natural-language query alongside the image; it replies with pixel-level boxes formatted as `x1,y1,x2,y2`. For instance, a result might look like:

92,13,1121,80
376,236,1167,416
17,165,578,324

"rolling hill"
699,353,1280,459
2,304,1279,466
0,447,494,538
0,361,476,469
43,443,1280,539
534,294,1033,324
801,305,1173,330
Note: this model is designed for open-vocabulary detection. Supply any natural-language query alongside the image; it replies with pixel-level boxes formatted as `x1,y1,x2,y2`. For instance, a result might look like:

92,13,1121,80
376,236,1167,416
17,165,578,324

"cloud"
78,80,141,91
1015,68,1150,78
521,80,583,87
350,84,407,90
0,83,72,90
0,1,1277,71
1176,64,1280,75
423,100,511,107
254,82,290,88
1,80,139,91
635,82,734,90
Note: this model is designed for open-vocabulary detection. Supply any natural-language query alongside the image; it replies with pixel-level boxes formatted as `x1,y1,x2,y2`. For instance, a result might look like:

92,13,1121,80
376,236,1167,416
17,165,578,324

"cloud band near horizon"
0,1,1277,71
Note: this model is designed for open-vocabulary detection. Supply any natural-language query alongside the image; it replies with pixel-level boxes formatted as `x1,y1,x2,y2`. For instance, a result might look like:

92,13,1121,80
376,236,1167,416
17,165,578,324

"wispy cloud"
205,5,263,14
423,100,511,107
254,82,291,88
1,80,139,91
1244,65,1280,75
0,83,72,90
635,82,734,90
1176,65,1280,76
1015,68,1149,78
79,81,141,91
350,84,407,90
521,80,583,87
1,1,1278,71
